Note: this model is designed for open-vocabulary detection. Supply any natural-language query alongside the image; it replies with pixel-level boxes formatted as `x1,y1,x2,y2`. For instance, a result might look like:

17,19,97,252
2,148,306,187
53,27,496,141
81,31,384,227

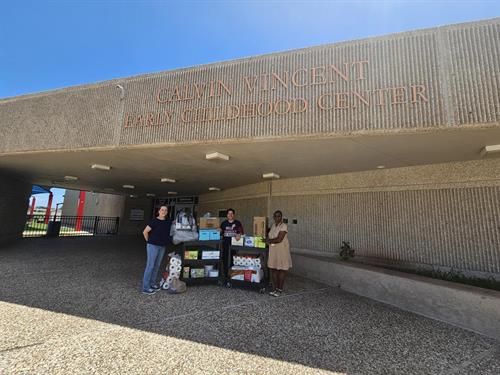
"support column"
75,191,86,232
0,173,33,245
28,196,36,219
44,192,53,224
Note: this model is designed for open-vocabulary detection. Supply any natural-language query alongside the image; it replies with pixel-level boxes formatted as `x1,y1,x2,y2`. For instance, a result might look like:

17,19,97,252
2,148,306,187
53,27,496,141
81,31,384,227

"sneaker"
142,288,157,295
269,290,280,297
151,285,161,291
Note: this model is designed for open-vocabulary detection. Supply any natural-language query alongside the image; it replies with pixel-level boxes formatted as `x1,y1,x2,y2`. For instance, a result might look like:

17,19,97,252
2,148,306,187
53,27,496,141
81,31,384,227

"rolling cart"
227,245,269,293
180,240,224,286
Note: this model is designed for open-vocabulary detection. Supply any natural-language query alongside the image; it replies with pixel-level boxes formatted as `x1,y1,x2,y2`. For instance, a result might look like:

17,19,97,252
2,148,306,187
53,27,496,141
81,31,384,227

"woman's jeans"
142,243,166,291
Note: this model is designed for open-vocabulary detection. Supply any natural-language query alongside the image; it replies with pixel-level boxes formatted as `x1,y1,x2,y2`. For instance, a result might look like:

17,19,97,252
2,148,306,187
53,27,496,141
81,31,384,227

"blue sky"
1,0,499,99
3,0,499,207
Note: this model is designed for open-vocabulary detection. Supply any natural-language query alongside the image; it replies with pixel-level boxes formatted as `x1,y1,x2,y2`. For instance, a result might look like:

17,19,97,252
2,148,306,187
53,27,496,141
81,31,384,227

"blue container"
199,230,211,241
209,230,220,240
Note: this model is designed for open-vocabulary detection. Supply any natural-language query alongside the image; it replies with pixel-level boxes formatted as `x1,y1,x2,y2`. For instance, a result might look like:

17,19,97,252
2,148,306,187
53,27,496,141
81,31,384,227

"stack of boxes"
231,216,267,248
182,248,221,279
198,217,220,241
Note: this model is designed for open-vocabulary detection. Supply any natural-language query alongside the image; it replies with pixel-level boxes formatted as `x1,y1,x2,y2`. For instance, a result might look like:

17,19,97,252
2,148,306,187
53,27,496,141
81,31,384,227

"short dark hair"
273,210,283,217
227,208,235,215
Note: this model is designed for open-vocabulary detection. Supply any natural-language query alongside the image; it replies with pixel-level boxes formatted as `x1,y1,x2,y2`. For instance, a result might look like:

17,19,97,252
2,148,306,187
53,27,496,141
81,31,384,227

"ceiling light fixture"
480,144,500,157
123,185,135,189
206,152,230,161
208,187,221,191
376,165,386,169
262,172,280,179
160,178,176,183
91,164,111,171
63,176,78,181
167,191,178,195
146,193,156,197
129,194,138,198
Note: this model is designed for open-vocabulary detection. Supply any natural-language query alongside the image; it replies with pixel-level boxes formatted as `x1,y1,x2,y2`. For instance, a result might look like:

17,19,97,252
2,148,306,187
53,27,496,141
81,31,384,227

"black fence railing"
24,215,120,238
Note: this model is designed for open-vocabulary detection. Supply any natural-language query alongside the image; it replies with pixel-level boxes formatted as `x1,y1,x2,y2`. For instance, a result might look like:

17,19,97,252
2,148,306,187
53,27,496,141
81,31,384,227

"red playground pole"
28,196,36,219
44,192,53,224
75,191,86,231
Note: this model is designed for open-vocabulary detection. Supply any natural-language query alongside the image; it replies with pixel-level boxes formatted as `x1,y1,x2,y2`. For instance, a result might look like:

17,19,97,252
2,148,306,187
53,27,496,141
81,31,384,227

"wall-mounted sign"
129,208,145,221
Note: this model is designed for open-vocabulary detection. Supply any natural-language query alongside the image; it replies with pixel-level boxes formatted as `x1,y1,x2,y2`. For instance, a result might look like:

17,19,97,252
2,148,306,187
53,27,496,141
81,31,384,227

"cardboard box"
231,236,244,246
253,217,267,238
254,236,267,249
183,266,190,278
199,217,220,229
184,250,198,260
244,236,255,247
201,250,220,260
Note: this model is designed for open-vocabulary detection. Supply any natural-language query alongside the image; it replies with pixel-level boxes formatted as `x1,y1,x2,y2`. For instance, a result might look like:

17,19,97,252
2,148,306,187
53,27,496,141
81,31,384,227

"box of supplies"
209,230,220,240
254,236,267,248
253,217,267,238
231,236,244,246
198,230,211,241
244,236,255,247
190,268,205,278
199,217,220,229
184,250,198,260
201,250,220,260
183,266,190,278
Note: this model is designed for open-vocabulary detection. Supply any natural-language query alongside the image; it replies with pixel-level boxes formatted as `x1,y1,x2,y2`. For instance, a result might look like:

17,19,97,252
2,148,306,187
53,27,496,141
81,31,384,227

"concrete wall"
62,190,125,218
118,196,154,236
199,158,500,277
198,182,270,233
1,18,499,153
291,253,500,341
0,173,32,245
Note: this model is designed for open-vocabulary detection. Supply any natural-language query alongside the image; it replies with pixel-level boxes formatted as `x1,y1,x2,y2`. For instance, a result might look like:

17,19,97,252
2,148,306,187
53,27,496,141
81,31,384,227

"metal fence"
24,215,120,238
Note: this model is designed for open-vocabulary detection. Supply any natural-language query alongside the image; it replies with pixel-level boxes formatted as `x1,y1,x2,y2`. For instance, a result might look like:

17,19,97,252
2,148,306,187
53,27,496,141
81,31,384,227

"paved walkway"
0,237,498,374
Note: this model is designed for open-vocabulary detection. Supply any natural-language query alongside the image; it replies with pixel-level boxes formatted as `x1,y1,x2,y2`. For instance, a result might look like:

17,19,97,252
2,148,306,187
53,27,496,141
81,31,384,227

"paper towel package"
230,268,264,283
231,236,244,246
253,217,267,238
244,236,255,247
184,250,198,260
201,250,220,259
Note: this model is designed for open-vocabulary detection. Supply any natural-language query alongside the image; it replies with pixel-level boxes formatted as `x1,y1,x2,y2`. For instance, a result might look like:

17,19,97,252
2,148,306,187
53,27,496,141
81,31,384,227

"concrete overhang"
1,126,499,196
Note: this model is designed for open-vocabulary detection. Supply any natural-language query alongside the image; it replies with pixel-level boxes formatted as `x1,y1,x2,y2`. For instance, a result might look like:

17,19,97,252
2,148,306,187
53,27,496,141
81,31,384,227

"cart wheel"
226,281,232,288
259,288,266,294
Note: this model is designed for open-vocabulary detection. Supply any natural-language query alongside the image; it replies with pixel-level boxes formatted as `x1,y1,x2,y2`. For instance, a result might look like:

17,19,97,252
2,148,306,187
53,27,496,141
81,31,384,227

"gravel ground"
0,236,498,374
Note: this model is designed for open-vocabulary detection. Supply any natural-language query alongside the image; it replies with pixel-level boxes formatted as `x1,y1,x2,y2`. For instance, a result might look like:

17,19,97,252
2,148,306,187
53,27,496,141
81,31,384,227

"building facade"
0,19,499,279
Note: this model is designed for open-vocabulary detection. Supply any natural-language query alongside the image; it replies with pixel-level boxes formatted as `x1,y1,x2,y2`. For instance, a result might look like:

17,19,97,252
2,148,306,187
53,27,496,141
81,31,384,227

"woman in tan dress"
266,210,292,297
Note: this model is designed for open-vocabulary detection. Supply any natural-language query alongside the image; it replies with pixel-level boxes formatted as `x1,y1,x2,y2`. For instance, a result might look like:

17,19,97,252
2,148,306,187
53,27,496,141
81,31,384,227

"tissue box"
253,217,267,238
254,236,266,248
190,268,205,278
184,251,198,260
201,250,220,260
231,236,244,246
244,236,255,247
199,217,220,229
